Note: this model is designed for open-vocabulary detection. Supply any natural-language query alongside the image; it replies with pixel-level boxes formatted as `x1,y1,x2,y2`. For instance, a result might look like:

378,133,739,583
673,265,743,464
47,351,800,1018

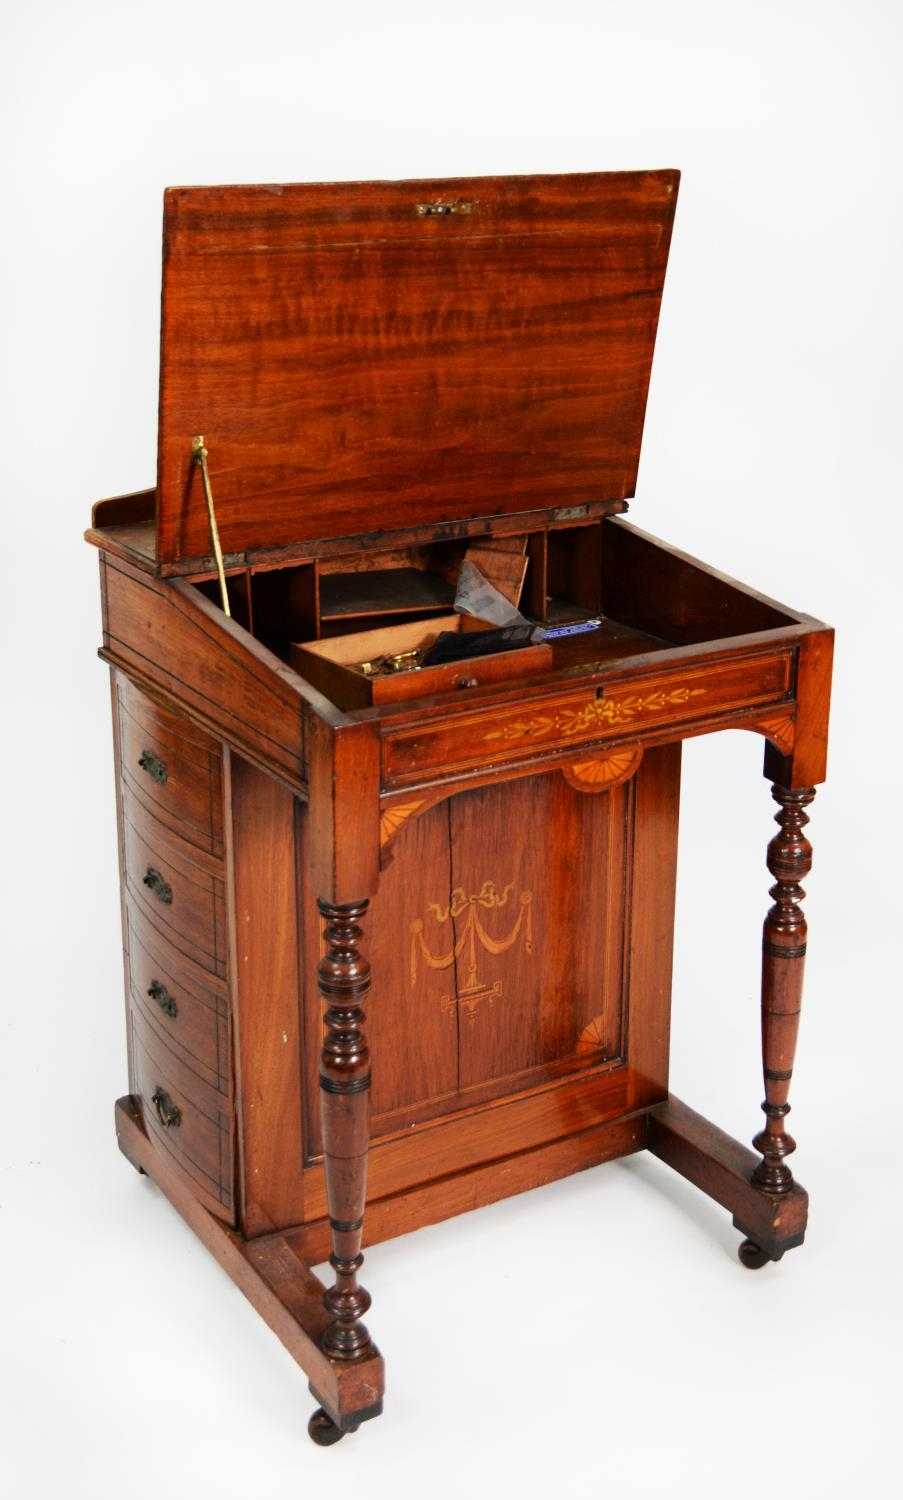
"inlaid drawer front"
127,905,230,1094
123,811,226,977
117,679,223,857
382,649,794,786
131,1009,234,1222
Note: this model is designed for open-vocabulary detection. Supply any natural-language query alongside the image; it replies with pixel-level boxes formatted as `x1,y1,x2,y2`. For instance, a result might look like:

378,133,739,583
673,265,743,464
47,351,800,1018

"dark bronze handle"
150,1087,181,1130
148,979,178,1019
138,749,168,785
143,867,172,905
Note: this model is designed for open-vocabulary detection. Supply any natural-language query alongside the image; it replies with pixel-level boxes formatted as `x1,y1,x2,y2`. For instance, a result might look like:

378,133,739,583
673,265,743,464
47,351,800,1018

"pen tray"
289,614,552,710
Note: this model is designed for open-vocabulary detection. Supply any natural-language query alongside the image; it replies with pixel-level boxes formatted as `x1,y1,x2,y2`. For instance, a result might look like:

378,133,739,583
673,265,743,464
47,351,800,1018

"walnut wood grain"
227,752,308,1237
100,553,313,789
156,171,678,567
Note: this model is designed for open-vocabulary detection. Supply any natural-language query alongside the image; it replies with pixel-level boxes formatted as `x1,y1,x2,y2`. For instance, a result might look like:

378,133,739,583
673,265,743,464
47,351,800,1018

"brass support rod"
192,435,231,617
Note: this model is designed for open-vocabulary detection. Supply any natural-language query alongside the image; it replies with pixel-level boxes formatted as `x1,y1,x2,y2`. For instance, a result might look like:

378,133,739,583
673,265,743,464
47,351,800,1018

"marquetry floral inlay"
484,686,707,744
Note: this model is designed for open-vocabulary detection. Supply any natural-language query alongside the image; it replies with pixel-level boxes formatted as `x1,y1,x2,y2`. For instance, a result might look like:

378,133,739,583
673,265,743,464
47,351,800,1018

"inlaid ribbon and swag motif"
410,879,533,1021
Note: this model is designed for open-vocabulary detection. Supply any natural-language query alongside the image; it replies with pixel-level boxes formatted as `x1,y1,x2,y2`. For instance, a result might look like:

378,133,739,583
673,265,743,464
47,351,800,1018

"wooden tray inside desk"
290,613,552,709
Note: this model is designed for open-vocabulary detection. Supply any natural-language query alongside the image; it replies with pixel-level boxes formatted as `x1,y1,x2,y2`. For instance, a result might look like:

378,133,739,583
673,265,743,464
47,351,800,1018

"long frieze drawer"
117,677,223,857
127,904,230,1095
123,811,226,977
382,649,794,786
131,1009,234,1223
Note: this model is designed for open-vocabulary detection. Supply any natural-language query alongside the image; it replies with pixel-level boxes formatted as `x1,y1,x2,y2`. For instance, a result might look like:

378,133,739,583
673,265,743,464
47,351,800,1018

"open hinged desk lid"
156,169,679,572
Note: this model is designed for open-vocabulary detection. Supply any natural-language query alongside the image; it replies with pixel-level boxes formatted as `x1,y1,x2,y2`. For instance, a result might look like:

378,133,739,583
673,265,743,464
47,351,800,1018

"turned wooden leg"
317,897,374,1363
751,785,815,1196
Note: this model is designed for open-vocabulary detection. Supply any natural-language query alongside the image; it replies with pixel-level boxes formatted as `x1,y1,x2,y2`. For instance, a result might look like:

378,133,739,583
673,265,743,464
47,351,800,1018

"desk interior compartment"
290,611,552,710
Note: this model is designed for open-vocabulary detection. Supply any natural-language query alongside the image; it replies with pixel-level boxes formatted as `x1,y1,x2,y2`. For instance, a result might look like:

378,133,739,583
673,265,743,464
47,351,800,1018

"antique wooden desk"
87,171,832,1445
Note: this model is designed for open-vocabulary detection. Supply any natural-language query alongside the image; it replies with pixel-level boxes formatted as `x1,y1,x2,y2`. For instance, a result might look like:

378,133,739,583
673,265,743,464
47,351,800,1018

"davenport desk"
87,171,832,1445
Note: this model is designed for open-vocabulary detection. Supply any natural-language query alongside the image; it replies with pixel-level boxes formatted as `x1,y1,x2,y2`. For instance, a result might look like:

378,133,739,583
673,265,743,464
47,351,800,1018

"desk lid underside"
157,169,679,569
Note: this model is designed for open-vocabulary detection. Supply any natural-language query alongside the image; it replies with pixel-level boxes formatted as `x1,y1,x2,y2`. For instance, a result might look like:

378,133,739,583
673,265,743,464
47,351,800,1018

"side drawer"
131,1008,234,1223
122,803,226,977
117,677,224,858
127,903,231,1095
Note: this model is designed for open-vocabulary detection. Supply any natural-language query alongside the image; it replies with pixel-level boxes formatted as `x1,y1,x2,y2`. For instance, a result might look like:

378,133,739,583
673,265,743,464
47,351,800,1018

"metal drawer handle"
143,867,172,905
150,1086,181,1130
148,979,178,1019
138,749,168,785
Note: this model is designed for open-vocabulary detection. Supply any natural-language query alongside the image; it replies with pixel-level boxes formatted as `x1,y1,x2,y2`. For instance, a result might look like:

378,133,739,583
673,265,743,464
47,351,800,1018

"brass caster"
738,1238,774,1269
307,1408,359,1447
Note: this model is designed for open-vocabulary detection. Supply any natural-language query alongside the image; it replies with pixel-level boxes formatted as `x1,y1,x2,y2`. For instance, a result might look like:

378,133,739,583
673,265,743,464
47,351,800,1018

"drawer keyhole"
143,867,173,905
138,749,168,785
151,1086,181,1130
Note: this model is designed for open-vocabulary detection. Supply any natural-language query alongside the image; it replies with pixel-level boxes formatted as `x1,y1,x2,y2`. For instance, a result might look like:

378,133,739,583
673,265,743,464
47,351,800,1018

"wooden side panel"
601,517,798,643
625,742,681,1110
100,554,308,789
228,754,307,1238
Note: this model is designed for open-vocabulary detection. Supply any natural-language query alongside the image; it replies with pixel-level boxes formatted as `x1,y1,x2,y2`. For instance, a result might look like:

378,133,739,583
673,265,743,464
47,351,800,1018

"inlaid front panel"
301,760,665,1164
448,775,626,1092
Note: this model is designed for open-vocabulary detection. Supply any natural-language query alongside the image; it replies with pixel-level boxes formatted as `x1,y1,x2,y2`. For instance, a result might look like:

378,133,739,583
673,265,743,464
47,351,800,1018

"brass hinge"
191,435,231,617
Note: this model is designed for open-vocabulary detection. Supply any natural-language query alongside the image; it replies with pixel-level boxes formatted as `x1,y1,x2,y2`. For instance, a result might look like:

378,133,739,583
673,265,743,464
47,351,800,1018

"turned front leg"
752,785,815,1194
318,897,374,1361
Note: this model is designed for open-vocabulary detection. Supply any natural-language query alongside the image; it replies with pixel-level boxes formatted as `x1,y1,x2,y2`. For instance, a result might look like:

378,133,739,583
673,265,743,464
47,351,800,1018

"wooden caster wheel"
307,1408,359,1447
738,1238,772,1269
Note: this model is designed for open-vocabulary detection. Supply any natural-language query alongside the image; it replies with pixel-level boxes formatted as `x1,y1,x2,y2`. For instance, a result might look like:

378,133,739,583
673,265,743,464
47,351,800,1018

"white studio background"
2,2,900,1497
